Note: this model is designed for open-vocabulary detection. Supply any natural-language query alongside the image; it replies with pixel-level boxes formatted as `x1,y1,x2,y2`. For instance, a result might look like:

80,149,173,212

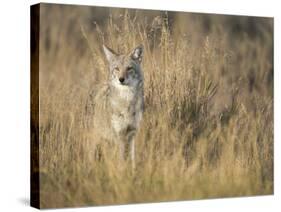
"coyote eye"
126,66,134,72
114,67,120,72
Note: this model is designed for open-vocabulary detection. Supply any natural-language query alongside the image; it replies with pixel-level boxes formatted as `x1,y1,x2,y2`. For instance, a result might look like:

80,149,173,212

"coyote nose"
119,77,125,83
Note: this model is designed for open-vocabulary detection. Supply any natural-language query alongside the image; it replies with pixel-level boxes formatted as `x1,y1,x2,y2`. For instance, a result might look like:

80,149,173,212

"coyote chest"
110,85,143,138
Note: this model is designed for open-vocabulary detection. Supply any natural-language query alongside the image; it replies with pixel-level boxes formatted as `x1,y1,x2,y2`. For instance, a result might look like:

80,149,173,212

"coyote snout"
88,44,144,168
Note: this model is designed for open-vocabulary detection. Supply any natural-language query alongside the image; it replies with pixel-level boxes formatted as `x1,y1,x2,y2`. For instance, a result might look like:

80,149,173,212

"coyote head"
103,45,144,88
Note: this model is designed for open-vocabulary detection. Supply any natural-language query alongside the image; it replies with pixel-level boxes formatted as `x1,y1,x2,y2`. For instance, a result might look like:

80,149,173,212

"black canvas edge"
30,3,40,209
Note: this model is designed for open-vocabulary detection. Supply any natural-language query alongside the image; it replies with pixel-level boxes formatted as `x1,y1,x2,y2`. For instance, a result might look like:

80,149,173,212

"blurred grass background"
36,3,273,208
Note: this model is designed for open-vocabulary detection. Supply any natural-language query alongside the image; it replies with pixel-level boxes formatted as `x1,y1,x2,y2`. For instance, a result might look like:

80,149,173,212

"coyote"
88,44,144,168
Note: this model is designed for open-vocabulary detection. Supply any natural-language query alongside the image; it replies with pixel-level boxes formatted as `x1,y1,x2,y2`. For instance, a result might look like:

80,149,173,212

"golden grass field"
35,4,273,208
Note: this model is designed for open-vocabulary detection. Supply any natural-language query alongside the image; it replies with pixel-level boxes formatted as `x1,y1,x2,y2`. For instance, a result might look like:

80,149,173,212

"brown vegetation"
37,4,273,208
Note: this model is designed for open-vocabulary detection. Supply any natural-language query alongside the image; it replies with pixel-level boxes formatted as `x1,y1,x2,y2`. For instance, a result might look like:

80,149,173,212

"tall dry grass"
37,4,273,208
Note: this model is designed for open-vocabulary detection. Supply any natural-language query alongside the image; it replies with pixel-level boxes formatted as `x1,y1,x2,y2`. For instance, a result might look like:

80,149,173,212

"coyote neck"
109,83,143,107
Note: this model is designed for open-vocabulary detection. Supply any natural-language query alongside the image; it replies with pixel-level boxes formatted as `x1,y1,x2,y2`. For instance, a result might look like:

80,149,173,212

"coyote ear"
103,45,117,62
131,44,144,63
